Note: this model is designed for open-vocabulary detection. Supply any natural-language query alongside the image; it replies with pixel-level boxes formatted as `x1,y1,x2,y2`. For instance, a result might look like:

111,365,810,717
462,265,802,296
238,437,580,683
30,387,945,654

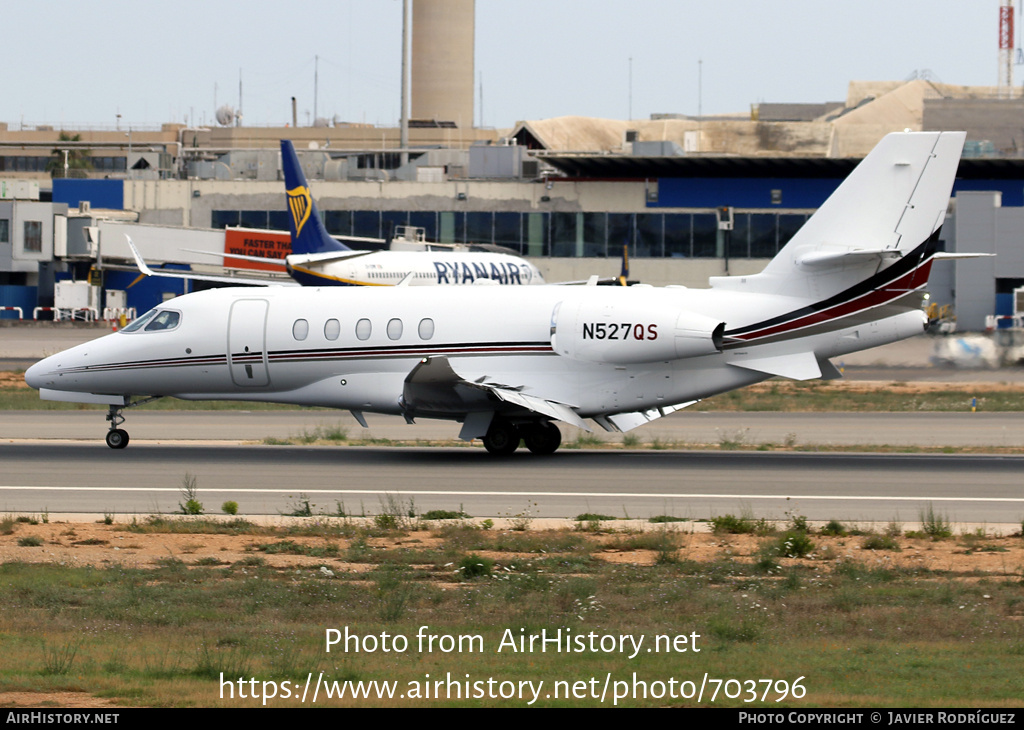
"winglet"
126,235,158,277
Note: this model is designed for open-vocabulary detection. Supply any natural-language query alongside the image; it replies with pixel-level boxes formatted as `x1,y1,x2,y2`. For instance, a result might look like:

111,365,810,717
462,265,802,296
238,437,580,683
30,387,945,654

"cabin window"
324,318,340,341
387,318,403,340
292,318,309,341
418,318,434,340
355,318,372,341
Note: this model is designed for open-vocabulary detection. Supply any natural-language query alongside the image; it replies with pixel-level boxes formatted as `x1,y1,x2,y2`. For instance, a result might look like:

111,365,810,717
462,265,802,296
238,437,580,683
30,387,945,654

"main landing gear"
481,418,562,455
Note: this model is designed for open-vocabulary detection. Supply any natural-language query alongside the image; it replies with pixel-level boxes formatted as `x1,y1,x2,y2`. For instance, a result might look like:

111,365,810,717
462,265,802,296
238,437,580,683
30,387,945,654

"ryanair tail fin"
281,140,351,255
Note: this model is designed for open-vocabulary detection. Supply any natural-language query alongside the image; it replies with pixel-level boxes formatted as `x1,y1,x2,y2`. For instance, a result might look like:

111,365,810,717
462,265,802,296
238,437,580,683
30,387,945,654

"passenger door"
228,299,270,386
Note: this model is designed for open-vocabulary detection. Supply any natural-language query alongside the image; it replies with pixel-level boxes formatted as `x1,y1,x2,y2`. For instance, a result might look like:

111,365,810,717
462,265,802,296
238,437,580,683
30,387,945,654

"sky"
0,0,1005,131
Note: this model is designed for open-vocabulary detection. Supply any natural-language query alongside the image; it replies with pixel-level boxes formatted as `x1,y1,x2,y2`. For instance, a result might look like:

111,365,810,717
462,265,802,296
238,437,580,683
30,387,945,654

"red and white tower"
999,0,1014,95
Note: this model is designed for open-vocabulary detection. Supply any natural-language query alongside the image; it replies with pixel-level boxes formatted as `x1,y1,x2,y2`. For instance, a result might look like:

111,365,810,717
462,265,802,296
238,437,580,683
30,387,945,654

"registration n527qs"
26,132,965,455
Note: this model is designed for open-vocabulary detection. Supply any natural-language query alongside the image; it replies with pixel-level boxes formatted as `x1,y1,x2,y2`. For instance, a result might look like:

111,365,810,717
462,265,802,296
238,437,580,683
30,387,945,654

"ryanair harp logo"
286,185,312,238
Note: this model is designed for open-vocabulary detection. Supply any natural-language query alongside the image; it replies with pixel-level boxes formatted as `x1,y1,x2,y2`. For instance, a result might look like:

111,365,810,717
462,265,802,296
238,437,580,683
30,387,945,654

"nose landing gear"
106,405,130,449
102,396,162,449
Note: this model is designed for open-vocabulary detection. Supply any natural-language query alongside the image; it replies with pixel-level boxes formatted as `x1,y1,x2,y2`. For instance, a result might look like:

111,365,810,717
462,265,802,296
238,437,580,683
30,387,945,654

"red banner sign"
223,228,292,272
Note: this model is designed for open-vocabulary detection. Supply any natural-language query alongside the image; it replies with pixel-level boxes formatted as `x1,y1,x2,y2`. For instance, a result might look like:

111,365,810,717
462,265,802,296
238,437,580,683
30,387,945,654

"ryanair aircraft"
130,140,544,288
27,132,964,455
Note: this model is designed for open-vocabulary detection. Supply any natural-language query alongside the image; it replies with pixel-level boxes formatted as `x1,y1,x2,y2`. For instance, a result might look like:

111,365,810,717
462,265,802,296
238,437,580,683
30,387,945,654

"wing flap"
593,401,697,433
484,388,590,430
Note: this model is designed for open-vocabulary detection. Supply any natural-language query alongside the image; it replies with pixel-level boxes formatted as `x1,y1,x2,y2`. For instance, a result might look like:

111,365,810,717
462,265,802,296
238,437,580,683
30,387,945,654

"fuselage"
287,251,544,287
24,282,927,422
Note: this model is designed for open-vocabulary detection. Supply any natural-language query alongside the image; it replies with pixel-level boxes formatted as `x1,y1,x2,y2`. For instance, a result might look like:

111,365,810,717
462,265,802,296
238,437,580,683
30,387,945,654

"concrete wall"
954,192,1000,331
121,177,656,230
924,98,1024,154
0,201,65,278
532,257,769,288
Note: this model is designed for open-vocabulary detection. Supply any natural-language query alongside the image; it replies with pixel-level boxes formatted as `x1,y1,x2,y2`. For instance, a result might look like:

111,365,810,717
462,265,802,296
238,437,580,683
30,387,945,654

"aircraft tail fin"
711,131,965,302
281,140,351,255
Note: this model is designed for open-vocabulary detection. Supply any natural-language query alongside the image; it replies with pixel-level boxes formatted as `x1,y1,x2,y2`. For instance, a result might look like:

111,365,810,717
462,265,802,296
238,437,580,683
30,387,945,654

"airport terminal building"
3,79,1024,330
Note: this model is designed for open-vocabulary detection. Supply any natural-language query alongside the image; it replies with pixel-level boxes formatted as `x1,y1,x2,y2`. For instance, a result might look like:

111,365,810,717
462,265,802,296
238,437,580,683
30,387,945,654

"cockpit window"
121,308,181,333
145,310,181,331
121,309,158,332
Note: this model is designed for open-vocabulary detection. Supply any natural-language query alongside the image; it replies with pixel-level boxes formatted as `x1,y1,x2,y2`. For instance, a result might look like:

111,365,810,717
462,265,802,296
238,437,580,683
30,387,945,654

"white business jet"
129,140,544,288
26,132,965,454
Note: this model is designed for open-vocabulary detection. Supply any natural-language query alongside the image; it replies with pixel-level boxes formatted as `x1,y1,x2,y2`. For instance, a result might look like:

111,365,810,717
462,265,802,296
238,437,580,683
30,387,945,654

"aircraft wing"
180,248,288,267
402,355,590,431
181,247,373,267
554,275,633,286
334,234,389,247
550,246,633,286
286,250,375,266
126,236,297,287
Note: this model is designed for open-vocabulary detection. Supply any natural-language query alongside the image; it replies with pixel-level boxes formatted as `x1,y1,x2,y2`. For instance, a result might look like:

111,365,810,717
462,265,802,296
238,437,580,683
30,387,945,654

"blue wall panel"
653,177,1024,210
653,178,843,209
52,179,124,210
0,285,37,319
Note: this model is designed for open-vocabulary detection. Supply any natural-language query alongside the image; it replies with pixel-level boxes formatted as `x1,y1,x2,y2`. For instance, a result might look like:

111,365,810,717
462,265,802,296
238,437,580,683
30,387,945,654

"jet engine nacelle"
550,296,725,364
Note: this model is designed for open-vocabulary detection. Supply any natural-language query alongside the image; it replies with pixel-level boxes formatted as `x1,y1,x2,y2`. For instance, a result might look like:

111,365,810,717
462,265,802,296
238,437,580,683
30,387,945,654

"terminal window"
23,221,42,253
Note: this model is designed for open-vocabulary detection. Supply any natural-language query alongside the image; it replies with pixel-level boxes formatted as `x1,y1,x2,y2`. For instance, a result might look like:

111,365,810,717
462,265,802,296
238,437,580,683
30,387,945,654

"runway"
1,442,1021,525
3,409,1024,447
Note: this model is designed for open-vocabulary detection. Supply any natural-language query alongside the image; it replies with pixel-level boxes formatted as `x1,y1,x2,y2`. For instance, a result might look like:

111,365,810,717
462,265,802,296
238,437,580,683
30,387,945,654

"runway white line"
2,486,1023,503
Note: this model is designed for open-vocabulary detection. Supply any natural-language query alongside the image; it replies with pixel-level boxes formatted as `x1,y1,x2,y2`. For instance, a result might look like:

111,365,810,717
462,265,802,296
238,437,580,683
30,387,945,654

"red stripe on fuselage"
732,259,932,342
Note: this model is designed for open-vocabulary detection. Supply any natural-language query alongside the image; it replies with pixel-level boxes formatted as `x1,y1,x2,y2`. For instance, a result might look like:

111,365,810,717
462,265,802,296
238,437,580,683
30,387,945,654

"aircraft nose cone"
24,359,46,390
24,355,58,390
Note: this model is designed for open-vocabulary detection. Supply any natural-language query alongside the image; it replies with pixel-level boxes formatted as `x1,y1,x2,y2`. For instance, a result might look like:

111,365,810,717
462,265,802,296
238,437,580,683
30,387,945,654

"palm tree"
47,132,93,177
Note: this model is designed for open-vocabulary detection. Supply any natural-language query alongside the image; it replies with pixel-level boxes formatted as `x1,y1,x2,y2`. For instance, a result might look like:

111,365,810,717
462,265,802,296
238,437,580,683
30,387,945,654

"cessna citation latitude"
26,132,965,454
137,140,544,289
